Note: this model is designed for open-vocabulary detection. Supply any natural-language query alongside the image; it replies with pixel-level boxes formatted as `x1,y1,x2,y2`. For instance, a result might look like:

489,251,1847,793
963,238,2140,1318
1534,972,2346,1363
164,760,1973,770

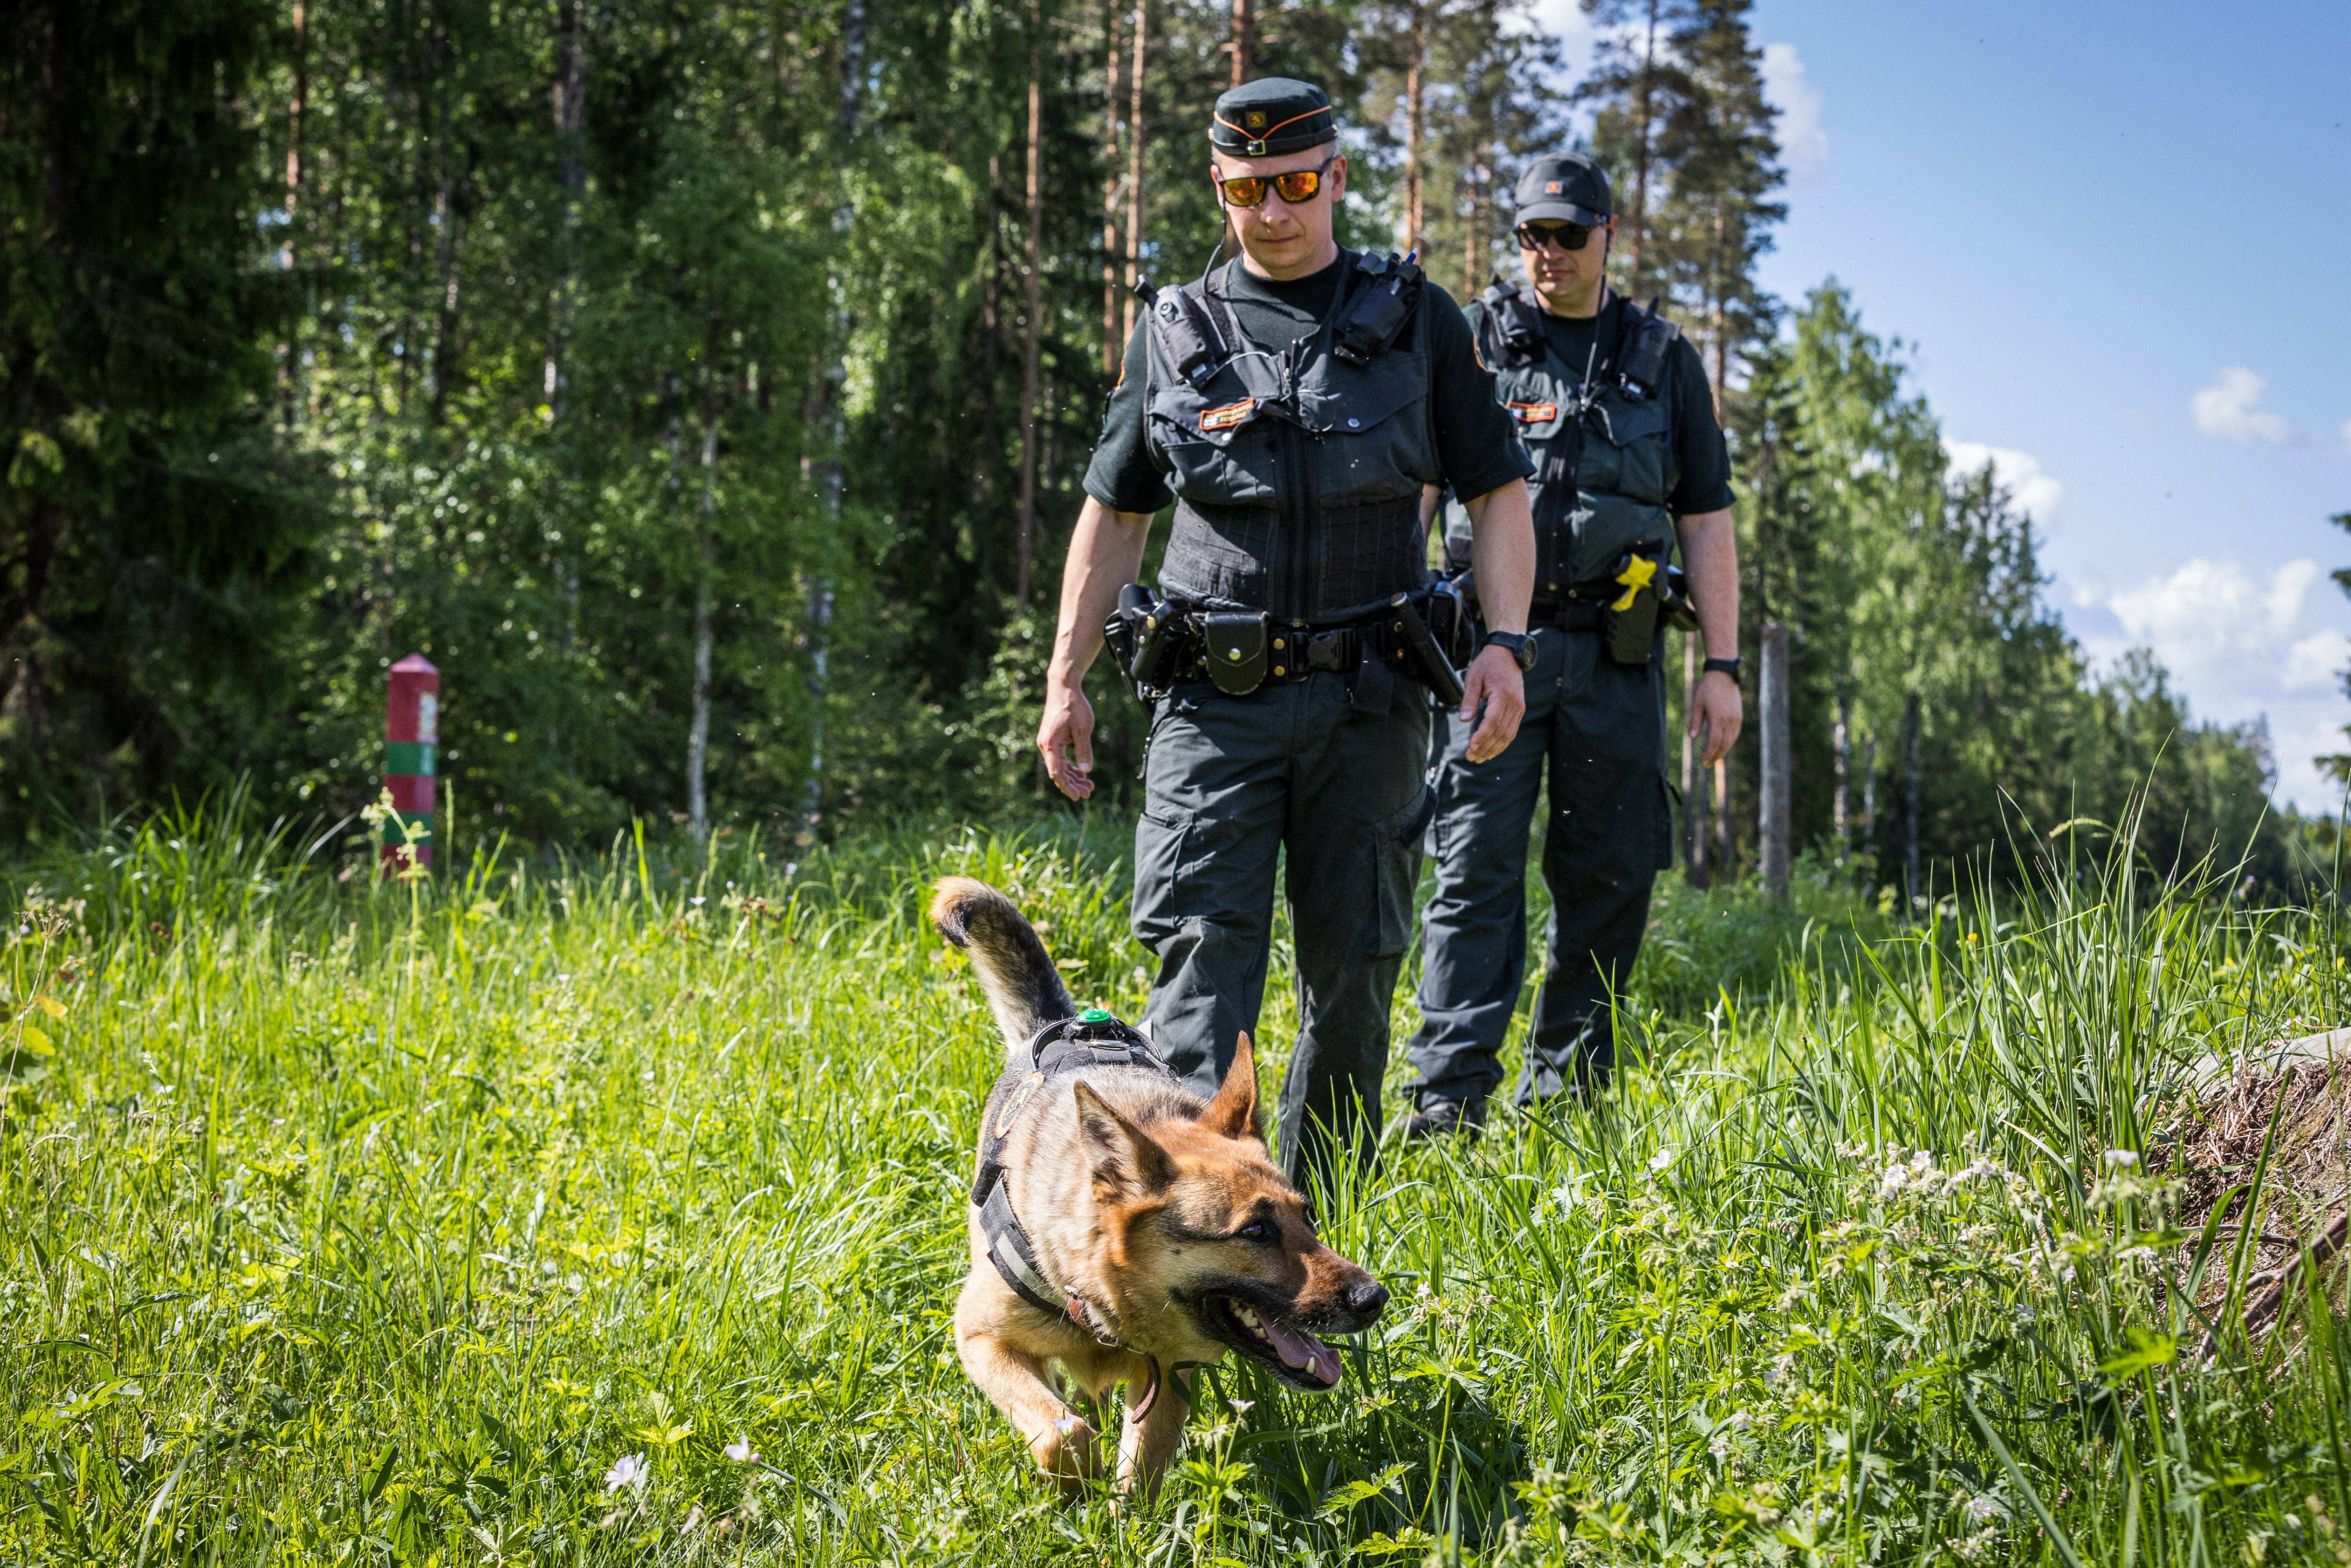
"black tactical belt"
1531,598,1608,632
1171,620,1385,684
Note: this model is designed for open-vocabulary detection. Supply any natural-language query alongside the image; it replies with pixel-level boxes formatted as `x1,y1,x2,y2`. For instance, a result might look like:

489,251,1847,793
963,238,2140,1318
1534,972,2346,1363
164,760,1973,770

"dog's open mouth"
1209,1296,1345,1389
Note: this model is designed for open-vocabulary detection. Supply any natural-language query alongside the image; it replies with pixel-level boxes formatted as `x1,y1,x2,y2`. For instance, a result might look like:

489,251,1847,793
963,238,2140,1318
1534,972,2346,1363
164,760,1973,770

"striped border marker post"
382,654,439,876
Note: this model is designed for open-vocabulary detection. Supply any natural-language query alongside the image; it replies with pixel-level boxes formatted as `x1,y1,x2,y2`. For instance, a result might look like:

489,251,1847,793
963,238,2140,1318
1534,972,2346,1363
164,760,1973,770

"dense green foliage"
2,818,2347,1562
1735,287,2311,895
0,0,2307,890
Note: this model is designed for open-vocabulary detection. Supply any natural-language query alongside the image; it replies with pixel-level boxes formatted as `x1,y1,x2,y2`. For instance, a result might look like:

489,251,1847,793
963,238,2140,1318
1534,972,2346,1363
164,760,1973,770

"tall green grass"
0,804,2343,1564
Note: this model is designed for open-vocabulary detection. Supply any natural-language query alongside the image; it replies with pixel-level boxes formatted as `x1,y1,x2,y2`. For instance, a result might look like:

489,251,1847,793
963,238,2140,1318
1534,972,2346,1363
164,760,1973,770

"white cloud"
1944,441,2063,524
1760,43,1828,183
2074,557,2350,809
2190,366,2297,445
2287,629,2351,693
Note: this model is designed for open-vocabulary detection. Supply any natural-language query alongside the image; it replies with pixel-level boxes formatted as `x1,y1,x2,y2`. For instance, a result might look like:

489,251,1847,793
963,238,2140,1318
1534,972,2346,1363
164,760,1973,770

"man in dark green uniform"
1035,78,1538,1188
1401,154,1745,1136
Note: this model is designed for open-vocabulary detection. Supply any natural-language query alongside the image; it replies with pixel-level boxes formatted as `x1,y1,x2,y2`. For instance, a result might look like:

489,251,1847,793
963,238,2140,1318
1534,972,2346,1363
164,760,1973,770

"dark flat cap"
1514,154,1612,227
1209,78,1337,158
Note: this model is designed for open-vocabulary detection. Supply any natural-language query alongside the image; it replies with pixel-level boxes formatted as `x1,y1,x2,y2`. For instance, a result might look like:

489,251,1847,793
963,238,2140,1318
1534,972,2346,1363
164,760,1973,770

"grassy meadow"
2,805,2347,1565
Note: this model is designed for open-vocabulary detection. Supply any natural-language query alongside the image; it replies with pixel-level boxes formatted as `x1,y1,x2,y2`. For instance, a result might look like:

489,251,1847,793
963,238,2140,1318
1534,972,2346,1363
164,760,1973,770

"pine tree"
0,0,306,832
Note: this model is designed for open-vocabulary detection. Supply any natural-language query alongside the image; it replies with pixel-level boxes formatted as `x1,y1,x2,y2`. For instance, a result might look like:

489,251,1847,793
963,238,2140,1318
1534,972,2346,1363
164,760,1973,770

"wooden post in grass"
383,654,439,876
1759,623,1791,901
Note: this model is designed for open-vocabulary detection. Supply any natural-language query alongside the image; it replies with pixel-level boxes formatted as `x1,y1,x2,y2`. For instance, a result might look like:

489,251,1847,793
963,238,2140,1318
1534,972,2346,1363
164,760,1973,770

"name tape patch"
1507,401,1559,424
1200,398,1255,431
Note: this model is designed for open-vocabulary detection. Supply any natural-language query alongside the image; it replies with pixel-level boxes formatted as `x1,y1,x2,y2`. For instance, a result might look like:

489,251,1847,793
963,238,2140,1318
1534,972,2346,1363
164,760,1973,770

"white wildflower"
603,1452,648,1494
2103,1149,2140,1169
1647,1148,1676,1173
723,1436,758,1464
1228,1398,1255,1414
681,1505,705,1533
1051,1414,1083,1435
1965,1493,2005,1524
1726,1409,1753,1431
1952,1525,1999,1560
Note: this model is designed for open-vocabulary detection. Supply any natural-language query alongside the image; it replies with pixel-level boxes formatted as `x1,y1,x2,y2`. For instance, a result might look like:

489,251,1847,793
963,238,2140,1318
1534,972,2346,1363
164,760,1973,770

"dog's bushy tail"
929,876,1075,1054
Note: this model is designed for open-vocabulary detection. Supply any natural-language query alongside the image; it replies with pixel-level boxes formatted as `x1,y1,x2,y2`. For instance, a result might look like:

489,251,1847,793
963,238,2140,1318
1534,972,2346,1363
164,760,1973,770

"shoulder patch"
1200,398,1255,432
996,1071,1047,1137
1507,401,1558,424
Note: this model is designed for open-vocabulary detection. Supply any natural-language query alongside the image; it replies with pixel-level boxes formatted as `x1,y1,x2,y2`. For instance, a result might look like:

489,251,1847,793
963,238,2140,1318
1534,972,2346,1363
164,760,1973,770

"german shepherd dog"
929,877,1390,1494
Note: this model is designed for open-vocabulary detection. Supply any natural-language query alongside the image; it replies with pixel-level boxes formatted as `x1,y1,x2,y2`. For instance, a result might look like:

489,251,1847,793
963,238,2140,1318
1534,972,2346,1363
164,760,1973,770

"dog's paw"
1031,1412,1102,1491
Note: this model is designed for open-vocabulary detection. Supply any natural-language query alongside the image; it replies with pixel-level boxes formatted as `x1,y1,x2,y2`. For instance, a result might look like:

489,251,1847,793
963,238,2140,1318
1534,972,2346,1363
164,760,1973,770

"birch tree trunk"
1122,0,1147,344
1100,1,1124,380
1402,2,1426,255
280,0,308,425
1715,753,1734,876
1832,683,1851,866
689,377,719,842
1759,624,1791,901
1014,20,1045,605
1683,635,1707,888
801,0,866,837
1230,0,1254,86
1902,690,1922,909
546,0,590,757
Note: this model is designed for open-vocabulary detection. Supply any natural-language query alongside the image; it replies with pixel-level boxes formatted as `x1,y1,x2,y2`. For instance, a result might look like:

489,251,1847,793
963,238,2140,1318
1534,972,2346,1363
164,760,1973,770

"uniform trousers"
1131,669,1432,1192
1405,625,1672,1108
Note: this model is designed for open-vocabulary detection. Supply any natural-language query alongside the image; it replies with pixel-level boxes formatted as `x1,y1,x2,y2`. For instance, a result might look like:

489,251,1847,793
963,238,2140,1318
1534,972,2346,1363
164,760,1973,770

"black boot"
1396,1097,1487,1143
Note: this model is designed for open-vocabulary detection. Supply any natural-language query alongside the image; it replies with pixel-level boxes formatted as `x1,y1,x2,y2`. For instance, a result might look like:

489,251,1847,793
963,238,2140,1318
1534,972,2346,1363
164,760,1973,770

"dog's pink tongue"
1265,1319,1344,1387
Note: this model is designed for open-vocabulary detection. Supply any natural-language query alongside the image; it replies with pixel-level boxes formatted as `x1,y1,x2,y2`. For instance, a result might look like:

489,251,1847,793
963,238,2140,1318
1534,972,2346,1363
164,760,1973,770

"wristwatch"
1482,629,1537,673
1702,656,1742,682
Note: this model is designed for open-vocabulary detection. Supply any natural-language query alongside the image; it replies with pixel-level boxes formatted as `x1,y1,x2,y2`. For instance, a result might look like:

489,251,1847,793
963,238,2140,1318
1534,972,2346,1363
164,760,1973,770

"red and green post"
383,654,439,875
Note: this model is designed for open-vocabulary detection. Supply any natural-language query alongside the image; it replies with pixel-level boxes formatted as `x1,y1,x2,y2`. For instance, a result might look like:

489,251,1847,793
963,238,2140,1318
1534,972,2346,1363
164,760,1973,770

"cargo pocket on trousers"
1132,803,1193,948
1368,788,1435,957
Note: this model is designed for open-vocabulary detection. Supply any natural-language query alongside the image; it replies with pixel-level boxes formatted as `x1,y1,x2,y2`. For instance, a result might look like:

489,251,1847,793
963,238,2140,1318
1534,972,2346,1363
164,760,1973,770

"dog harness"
970,1007,1183,1420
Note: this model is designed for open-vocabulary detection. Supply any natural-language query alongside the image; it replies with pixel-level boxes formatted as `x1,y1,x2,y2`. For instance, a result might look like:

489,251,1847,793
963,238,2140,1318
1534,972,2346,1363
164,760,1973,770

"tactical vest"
1452,285,1679,594
1144,252,1439,625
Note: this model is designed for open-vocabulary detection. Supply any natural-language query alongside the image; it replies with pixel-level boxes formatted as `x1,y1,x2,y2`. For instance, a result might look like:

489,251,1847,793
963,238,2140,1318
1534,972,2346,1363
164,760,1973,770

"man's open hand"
1690,668,1742,767
1037,679,1097,800
1458,645,1526,764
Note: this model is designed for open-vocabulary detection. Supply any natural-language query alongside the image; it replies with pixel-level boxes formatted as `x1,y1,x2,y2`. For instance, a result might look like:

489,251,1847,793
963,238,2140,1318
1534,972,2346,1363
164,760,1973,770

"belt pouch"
1202,611,1270,695
1604,590,1661,666
1350,644,1396,713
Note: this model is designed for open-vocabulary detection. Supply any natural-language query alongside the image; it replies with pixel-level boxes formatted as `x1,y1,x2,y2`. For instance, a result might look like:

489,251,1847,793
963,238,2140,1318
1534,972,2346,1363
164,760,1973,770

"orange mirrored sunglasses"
1213,154,1340,209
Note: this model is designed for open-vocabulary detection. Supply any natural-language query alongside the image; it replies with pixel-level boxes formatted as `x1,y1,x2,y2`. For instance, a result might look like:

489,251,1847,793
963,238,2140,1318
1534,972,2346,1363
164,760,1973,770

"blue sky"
1534,0,2351,809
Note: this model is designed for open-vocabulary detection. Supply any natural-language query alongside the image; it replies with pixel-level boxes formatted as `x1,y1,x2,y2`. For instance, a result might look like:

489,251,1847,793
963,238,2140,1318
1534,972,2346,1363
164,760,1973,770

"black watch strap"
1482,629,1536,671
1702,656,1742,681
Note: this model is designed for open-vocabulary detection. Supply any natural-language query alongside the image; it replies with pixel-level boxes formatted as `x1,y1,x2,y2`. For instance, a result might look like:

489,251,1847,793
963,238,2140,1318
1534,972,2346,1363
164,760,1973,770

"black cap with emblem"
1209,77,1338,158
1513,153,1612,228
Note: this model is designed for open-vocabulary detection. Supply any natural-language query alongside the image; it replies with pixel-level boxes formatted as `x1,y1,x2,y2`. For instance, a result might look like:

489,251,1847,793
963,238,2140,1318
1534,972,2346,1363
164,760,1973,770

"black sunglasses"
1215,154,1340,209
1516,221,1596,253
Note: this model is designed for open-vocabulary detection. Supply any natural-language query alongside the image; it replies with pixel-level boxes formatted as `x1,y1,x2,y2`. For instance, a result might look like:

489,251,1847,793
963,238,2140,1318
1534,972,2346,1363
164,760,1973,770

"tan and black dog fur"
930,876,1390,1494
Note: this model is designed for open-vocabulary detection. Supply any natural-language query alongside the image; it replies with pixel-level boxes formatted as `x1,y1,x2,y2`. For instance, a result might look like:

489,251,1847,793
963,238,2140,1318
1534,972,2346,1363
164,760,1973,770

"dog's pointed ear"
1200,1031,1260,1140
1071,1080,1176,1197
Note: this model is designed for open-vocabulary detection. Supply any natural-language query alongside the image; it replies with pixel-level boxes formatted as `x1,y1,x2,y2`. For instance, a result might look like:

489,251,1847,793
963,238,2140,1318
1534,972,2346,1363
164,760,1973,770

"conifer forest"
0,0,2318,887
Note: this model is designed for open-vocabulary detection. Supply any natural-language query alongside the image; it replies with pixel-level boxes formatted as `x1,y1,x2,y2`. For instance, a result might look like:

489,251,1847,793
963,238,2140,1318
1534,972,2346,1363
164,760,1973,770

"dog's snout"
1348,1277,1391,1322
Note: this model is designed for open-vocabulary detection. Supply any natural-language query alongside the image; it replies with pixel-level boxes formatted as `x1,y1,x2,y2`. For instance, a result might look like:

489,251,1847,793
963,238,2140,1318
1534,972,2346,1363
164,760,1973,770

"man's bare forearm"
1462,478,1533,636
1676,507,1739,659
1049,497,1155,686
